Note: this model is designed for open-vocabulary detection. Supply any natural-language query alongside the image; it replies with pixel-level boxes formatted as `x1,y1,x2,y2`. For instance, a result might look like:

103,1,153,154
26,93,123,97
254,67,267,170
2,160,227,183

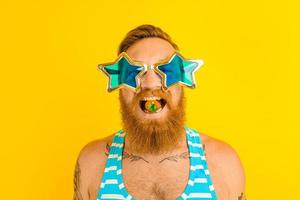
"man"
74,25,246,200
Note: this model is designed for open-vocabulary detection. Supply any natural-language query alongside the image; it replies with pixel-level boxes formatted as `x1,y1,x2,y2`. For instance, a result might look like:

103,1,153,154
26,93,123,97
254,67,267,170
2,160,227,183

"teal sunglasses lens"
102,57,143,90
157,54,199,88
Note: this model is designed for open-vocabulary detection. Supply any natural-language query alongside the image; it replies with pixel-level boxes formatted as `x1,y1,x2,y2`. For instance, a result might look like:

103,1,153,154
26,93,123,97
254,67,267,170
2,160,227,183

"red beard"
119,88,186,155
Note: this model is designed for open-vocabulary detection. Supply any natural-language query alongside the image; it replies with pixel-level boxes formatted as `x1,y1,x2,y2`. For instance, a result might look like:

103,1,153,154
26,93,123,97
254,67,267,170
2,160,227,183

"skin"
119,38,183,122
73,38,246,200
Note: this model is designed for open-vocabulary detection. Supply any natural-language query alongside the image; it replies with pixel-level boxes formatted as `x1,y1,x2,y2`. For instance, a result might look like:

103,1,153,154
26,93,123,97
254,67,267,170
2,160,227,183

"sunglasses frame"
97,51,204,93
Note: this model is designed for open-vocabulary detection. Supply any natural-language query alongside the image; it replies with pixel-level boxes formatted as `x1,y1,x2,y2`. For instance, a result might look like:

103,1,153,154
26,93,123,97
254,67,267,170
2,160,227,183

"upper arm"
203,135,246,200
73,156,87,200
215,142,246,200
73,139,110,200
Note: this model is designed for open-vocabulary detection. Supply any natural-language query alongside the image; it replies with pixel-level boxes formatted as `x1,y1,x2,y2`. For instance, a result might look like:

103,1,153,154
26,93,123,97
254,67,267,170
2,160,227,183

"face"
119,37,186,154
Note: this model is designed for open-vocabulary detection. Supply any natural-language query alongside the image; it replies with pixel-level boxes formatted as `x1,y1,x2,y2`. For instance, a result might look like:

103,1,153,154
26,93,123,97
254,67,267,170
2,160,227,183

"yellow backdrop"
0,0,299,199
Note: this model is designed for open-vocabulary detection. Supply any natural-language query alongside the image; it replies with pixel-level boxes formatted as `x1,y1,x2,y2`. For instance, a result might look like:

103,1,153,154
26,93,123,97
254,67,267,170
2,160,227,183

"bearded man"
73,24,246,200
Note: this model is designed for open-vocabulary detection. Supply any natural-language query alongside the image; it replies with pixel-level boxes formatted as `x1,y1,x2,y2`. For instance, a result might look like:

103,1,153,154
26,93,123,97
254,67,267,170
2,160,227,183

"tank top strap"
184,127,218,199
98,130,126,199
185,127,204,179
104,129,124,171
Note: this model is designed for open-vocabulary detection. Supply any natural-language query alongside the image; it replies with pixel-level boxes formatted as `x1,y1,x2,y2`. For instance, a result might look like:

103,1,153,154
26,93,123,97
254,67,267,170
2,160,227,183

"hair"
117,24,179,55
119,88,186,154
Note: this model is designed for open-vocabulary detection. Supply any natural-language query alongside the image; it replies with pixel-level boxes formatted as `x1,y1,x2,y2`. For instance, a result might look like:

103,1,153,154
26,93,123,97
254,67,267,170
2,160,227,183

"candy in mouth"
139,97,167,113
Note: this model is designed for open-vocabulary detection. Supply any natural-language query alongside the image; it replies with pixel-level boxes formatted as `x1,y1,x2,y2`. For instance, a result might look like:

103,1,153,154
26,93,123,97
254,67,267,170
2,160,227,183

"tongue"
145,100,162,113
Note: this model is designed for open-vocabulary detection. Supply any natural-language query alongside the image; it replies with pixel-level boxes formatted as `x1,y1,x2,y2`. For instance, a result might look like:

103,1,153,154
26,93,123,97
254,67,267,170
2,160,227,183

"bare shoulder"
79,135,113,159
199,132,246,200
76,134,114,165
199,133,243,165
73,134,115,200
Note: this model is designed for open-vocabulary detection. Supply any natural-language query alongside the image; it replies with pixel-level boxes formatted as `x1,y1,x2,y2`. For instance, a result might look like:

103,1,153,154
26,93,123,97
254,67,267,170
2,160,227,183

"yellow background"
0,0,299,199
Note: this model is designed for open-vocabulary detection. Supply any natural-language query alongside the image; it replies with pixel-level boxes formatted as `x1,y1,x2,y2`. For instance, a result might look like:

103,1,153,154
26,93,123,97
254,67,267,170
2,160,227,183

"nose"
139,69,163,90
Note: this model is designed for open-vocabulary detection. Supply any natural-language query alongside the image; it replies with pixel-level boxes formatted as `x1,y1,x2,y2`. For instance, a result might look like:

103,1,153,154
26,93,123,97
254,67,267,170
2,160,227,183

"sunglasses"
97,51,204,92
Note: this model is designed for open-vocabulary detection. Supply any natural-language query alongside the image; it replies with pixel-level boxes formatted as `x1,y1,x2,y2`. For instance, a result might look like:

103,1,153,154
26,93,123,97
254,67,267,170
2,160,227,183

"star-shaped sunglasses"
97,51,204,92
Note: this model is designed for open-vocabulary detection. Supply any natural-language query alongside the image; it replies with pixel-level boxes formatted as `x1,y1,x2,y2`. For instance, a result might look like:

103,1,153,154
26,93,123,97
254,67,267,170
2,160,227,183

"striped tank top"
97,127,218,200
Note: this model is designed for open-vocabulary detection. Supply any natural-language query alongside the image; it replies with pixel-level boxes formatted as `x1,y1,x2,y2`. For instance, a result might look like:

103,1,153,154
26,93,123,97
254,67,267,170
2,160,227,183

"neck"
123,127,187,156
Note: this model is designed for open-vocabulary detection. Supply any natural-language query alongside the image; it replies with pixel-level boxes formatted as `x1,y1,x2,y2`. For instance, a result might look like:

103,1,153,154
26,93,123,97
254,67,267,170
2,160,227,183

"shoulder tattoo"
104,143,110,156
73,160,83,200
238,192,246,200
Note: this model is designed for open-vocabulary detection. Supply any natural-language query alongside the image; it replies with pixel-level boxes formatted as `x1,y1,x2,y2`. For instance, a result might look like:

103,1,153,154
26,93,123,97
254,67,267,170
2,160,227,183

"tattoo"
88,190,91,200
159,151,189,163
104,143,110,156
238,192,246,200
123,151,150,163
105,143,189,164
105,143,149,163
73,161,83,200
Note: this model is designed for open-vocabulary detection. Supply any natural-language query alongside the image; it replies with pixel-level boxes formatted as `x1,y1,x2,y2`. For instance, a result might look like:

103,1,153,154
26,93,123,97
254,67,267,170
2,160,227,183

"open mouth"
139,96,167,113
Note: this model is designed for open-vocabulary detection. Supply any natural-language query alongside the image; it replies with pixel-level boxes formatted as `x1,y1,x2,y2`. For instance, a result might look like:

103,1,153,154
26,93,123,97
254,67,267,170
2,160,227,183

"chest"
121,158,230,200
90,146,230,200
90,159,229,200
121,158,190,200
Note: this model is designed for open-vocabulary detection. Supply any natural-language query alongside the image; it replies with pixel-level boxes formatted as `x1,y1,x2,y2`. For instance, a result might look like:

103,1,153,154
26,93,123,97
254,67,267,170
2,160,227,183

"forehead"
125,37,176,66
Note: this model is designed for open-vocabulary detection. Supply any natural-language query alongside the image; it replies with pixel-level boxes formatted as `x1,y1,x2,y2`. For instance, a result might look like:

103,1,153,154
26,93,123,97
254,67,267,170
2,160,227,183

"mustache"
131,88,174,110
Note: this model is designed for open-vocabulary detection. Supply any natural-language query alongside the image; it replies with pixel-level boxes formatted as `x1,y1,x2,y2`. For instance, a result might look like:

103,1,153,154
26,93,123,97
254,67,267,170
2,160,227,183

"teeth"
142,96,161,101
